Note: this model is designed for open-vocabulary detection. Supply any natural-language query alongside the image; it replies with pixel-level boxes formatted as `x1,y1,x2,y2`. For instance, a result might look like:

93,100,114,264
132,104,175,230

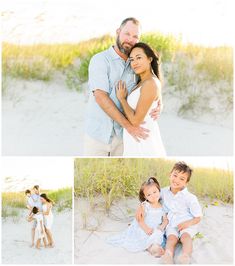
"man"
84,17,160,156
28,185,43,247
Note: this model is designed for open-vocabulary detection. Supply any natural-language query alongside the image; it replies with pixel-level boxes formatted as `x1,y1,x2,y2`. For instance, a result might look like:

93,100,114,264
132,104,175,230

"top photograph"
2,0,233,156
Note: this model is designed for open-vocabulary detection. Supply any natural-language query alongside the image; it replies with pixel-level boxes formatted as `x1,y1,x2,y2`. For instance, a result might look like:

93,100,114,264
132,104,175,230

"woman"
40,193,54,247
116,42,166,156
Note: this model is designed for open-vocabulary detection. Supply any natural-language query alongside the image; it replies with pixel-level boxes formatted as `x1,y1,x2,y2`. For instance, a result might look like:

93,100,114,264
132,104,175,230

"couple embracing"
84,17,166,157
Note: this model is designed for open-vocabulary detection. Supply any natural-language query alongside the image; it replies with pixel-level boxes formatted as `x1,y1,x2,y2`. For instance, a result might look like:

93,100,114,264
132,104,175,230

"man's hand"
149,101,162,121
177,221,190,231
126,124,149,142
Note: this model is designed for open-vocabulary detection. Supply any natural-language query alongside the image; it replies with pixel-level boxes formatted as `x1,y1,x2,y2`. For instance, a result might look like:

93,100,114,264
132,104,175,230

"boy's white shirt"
160,186,202,228
26,196,34,208
31,194,43,210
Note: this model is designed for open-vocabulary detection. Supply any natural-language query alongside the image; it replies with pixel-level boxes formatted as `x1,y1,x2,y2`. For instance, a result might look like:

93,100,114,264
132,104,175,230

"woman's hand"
116,80,128,101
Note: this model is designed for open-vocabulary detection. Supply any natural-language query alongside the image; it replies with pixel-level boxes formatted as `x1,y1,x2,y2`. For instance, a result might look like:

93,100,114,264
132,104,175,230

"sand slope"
2,209,72,264
74,198,233,264
2,77,233,156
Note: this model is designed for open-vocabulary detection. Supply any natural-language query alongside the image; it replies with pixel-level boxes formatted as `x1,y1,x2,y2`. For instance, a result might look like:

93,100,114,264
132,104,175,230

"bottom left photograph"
1,157,73,264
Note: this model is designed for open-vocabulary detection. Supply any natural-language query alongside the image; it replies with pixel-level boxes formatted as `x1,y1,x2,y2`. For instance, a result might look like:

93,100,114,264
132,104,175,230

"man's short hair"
120,17,140,28
33,185,39,190
171,161,193,182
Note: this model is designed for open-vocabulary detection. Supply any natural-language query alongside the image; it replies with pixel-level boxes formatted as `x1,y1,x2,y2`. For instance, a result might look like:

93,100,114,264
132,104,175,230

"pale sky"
1,157,73,192
2,0,233,46
169,157,233,171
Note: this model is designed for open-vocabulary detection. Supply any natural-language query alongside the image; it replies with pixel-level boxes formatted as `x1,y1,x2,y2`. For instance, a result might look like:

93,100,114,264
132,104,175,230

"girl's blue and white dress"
107,202,164,252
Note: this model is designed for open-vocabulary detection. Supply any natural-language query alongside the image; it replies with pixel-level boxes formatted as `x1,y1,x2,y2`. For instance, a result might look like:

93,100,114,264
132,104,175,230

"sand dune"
74,198,233,264
2,76,233,156
2,209,72,264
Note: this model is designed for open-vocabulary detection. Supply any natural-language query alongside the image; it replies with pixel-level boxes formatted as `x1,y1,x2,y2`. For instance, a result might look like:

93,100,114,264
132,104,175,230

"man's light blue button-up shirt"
85,46,137,144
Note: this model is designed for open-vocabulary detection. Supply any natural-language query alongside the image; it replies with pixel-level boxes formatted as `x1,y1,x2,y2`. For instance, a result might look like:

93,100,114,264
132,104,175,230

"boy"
161,162,202,264
25,189,34,211
137,161,202,264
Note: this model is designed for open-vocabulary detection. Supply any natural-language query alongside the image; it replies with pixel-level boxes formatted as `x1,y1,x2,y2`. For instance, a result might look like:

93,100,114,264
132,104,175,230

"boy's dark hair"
32,207,38,214
139,177,161,202
120,17,140,28
25,189,31,195
33,185,39,190
171,161,193,182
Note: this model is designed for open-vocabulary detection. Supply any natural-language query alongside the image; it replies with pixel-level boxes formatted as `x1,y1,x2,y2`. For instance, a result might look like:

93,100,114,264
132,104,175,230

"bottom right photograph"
74,157,233,264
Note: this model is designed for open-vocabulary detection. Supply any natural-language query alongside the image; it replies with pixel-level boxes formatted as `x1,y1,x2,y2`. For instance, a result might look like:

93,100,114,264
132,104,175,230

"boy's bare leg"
177,233,192,264
161,235,178,264
30,228,35,247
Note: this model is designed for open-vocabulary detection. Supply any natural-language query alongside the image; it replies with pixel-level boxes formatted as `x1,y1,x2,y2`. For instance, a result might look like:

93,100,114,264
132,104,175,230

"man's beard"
116,35,132,56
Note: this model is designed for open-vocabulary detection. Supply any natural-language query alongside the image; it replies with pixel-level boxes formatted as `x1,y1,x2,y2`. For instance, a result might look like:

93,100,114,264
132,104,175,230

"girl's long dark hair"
139,177,161,202
130,42,162,83
40,193,54,204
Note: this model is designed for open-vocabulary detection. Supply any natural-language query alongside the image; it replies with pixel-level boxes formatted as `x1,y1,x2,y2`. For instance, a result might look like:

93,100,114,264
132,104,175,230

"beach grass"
74,158,233,211
2,33,233,117
1,187,72,218
2,33,232,85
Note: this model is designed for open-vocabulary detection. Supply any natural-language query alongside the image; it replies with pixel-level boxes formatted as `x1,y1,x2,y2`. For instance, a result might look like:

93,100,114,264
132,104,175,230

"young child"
25,189,34,212
107,177,168,257
28,207,47,249
161,162,202,264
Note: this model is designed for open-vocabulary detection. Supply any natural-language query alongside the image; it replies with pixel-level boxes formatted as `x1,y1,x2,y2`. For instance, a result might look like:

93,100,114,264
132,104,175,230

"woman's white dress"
42,203,53,230
107,202,164,252
123,86,166,156
34,213,45,241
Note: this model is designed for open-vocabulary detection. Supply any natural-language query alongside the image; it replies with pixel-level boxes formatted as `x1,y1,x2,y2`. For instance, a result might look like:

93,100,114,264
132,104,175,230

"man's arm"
94,89,149,141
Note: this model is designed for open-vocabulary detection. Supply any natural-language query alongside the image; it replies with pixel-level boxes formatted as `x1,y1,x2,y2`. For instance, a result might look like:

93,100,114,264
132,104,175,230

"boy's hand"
177,221,190,231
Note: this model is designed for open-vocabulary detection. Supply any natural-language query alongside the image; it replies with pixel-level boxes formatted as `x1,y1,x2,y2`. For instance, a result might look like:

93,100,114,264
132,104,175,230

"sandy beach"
2,208,72,264
74,198,233,264
2,76,233,156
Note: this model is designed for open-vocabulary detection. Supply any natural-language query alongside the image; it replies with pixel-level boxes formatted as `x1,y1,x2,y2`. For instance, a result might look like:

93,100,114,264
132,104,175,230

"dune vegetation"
2,32,233,120
2,187,72,219
74,158,233,211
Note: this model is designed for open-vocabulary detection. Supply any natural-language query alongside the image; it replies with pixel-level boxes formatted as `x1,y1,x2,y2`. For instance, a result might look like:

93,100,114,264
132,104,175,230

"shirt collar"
168,186,188,195
108,46,130,66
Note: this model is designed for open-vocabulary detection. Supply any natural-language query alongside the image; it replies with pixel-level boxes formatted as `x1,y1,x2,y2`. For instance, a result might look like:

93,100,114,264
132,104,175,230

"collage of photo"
1,0,233,265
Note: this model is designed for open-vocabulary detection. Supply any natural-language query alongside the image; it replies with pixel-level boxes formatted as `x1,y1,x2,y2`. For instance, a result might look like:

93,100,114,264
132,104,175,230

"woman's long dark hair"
139,177,161,202
40,193,54,204
130,42,162,83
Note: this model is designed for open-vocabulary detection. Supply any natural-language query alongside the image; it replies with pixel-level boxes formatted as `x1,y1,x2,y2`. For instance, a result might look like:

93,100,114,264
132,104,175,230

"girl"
107,177,168,257
40,193,54,247
116,42,166,156
27,207,47,249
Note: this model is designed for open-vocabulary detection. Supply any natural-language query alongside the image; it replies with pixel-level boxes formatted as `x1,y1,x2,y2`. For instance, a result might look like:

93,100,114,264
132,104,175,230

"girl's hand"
116,80,128,101
144,226,154,235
